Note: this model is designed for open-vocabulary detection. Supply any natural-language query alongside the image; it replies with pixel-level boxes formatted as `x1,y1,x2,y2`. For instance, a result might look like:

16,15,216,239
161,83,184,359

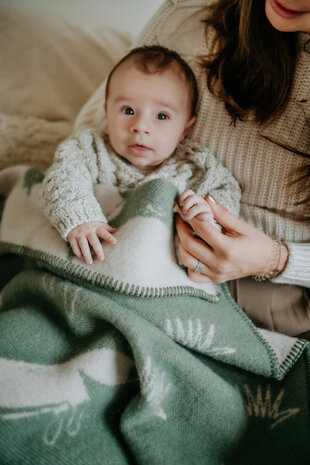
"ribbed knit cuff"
273,242,310,288
56,202,107,240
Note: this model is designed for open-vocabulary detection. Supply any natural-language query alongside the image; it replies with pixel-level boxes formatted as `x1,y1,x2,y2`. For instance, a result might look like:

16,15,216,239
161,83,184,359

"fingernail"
207,194,216,204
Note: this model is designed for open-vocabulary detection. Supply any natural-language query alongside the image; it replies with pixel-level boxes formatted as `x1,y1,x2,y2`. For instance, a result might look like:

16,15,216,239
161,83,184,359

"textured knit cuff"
56,202,107,240
273,242,310,288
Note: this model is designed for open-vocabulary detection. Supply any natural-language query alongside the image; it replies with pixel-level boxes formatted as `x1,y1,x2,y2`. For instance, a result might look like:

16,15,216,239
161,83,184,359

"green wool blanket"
0,166,309,465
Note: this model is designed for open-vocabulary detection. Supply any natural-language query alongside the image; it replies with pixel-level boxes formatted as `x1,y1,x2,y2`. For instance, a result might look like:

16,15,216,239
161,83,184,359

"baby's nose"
130,117,150,134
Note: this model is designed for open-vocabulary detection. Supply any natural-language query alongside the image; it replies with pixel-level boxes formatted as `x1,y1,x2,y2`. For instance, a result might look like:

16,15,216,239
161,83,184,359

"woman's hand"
175,195,288,283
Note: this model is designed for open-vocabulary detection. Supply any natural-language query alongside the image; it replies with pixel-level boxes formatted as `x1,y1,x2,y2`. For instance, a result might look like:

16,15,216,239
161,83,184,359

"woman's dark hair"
202,0,309,219
202,0,299,123
105,45,199,117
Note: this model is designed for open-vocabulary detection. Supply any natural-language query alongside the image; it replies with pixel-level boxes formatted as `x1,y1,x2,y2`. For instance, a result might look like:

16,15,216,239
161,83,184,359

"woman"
74,0,310,338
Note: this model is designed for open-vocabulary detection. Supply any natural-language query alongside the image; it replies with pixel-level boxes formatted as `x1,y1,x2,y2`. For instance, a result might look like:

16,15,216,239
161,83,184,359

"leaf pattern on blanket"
23,168,44,195
111,178,178,230
237,384,300,429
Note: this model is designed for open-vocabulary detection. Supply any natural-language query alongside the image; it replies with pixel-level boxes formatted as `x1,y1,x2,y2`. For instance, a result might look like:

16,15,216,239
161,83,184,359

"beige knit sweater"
41,130,240,239
74,0,310,288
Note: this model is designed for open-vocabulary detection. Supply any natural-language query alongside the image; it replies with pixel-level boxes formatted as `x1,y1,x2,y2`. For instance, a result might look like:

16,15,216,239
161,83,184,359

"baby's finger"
105,225,117,233
179,189,195,205
186,203,213,220
97,227,117,245
180,194,197,211
88,233,105,261
78,236,93,265
69,237,82,259
181,195,207,213
174,204,191,222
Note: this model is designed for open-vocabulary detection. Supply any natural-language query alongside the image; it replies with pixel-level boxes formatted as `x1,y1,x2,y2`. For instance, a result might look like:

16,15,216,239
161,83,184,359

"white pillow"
0,6,132,122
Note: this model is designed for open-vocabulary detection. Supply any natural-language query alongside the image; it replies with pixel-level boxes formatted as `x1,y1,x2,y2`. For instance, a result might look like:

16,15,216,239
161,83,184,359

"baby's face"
105,62,195,170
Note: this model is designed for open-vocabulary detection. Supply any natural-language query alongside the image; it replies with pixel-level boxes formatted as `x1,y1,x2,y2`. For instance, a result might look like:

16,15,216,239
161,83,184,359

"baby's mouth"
128,144,152,155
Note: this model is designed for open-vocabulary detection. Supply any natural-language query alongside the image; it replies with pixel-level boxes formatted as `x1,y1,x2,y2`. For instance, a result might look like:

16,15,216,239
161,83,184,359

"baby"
41,46,240,265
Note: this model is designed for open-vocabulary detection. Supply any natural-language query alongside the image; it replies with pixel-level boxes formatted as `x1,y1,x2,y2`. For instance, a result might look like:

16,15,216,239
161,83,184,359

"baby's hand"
67,221,117,265
174,189,214,222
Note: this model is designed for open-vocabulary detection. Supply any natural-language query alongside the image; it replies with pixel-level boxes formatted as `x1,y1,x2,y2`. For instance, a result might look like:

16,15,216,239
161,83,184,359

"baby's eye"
122,107,134,115
156,113,168,120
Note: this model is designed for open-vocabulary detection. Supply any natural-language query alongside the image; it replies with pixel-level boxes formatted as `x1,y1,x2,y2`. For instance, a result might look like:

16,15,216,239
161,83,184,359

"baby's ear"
184,115,196,135
178,116,196,143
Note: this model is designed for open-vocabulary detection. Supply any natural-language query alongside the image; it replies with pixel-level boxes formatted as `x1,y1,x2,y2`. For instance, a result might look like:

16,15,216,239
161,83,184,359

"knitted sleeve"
40,130,108,239
273,243,310,288
186,141,241,217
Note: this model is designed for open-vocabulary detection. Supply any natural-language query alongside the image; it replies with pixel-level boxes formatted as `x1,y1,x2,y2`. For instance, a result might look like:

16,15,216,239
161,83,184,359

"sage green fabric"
0,166,309,464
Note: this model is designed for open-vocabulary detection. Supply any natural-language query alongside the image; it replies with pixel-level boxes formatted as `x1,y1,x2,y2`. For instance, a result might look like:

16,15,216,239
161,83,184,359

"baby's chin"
121,155,167,171
132,162,161,172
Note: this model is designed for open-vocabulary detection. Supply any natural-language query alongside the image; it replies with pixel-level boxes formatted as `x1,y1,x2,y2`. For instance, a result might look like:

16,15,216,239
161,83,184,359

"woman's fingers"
176,216,216,265
175,214,198,243
176,230,214,282
176,197,280,281
179,211,227,253
173,203,183,215
175,214,237,282
187,269,213,283
205,194,249,234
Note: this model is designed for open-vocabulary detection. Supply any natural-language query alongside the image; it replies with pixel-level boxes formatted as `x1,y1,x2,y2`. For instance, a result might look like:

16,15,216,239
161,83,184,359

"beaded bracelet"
253,239,284,282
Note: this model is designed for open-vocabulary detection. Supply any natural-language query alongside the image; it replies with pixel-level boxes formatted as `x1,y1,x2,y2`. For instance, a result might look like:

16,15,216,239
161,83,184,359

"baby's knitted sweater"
74,0,310,288
40,129,240,240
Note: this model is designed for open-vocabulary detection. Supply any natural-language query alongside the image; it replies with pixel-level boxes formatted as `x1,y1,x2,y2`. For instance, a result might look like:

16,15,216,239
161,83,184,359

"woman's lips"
269,0,304,19
128,144,151,156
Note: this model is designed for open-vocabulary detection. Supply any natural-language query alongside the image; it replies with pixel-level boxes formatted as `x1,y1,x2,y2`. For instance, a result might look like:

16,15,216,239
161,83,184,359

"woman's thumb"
205,194,246,232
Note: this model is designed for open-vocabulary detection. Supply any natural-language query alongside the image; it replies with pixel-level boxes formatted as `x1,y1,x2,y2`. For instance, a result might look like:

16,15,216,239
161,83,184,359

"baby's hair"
105,45,198,117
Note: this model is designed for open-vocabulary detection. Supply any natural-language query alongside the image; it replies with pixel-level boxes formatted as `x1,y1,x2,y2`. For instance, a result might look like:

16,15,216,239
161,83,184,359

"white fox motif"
0,349,134,445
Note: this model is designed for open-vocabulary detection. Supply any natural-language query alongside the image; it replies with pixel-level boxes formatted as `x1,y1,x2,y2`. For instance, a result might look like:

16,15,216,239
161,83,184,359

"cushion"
0,6,132,122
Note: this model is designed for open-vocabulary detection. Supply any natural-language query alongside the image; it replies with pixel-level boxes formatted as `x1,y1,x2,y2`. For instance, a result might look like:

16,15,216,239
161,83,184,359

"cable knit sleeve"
40,130,108,240
185,140,241,217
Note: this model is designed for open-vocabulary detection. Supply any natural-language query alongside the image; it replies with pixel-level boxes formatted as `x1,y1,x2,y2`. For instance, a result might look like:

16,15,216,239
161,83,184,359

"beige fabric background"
0,6,132,122
0,5,138,170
